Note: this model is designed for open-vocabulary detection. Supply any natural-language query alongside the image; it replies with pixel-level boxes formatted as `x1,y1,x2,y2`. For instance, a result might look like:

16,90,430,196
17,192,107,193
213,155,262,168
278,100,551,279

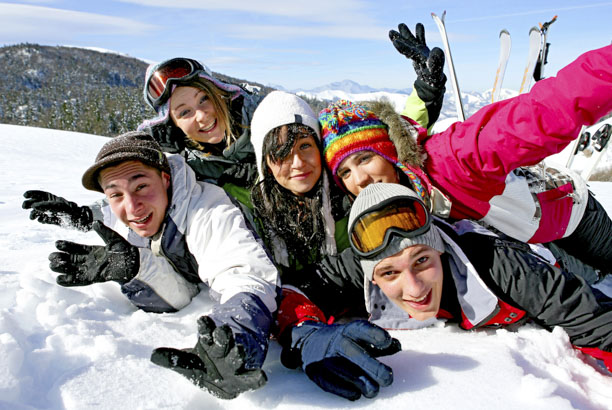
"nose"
290,151,306,168
195,108,207,123
353,167,372,191
401,270,425,299
124,193,143,216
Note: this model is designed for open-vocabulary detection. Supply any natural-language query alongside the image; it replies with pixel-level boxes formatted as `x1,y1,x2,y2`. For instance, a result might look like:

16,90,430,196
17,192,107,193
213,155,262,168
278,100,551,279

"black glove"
142,123,185,153
151,315,267,400
23,190,94,231
280,320,401,401
49,221,140,286
389,23,447,90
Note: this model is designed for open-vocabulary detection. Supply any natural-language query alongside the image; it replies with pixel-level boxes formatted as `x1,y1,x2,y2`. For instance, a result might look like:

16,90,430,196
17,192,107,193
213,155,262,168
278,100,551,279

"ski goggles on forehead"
146,58,206,107
350,196,431,258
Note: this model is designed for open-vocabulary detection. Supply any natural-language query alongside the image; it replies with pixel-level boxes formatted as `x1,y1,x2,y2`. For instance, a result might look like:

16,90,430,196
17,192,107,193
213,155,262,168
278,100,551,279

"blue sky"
1,0,611,92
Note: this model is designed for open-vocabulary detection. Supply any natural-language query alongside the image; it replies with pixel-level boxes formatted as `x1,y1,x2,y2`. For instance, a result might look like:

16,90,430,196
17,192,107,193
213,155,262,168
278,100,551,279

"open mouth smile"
405,289,432,309
199,119,217,133
130,213,152,225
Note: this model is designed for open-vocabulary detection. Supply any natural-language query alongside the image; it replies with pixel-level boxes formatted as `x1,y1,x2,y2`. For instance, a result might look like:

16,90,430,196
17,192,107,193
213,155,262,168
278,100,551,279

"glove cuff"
275,287,327,339
414,77,446,103
77,206,95,231
279,321,325,370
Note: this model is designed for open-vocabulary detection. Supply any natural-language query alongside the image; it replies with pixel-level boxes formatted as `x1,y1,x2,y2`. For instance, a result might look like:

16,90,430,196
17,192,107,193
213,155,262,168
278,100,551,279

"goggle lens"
146,58,199,105
351,199,430,256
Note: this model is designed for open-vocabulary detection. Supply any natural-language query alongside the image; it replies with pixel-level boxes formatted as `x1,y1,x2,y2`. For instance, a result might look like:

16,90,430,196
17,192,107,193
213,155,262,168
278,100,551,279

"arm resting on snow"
189,186,280,316
465,233,612,369
207,292,274,369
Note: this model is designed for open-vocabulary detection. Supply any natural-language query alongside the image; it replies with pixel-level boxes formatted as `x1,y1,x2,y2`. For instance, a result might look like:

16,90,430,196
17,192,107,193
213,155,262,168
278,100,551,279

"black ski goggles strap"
350,196,432,258
146,58,204,108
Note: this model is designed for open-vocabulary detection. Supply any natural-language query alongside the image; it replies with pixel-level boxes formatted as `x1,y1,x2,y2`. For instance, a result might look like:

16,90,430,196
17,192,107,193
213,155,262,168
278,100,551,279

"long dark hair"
251,123,344,267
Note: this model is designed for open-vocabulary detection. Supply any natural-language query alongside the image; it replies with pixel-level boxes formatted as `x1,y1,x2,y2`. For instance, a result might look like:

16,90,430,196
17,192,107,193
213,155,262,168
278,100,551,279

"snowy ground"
1,123,612,410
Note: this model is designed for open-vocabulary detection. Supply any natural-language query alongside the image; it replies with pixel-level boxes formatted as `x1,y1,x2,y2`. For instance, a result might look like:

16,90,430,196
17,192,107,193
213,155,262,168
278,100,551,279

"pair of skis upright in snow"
431,12,557,119
491,15,557,103
431,12,610,180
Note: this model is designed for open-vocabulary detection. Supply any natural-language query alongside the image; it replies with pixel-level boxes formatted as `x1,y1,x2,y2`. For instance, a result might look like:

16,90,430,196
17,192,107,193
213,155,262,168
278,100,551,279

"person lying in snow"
23,131,280,400
281,182,612,401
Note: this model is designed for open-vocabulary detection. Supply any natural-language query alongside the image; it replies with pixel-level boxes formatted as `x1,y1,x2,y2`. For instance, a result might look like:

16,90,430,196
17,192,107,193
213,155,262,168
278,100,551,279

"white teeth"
200,120,216,132
133,214,150,223
412,294,427,303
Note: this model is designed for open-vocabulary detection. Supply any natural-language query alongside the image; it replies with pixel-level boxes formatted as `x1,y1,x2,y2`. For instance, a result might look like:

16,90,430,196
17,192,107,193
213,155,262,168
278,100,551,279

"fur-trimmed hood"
362,99,426,168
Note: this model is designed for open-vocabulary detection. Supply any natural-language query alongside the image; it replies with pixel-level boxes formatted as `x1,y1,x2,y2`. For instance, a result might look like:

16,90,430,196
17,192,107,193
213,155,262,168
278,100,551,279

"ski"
565,125,589,169
562,117,612,179
432,11,466,121
518,26,542,94
533,16,557,82
581,119,612,181
491,29,511,103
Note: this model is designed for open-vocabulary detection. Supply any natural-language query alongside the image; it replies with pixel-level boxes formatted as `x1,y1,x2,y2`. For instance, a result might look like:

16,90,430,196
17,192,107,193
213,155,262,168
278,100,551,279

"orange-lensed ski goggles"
350,196,431,258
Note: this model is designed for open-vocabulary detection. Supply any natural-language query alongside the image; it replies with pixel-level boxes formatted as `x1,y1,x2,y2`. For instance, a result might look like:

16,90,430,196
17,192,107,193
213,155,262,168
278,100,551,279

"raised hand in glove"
49,221,139,286
23,190,93,231
280,320,401,401
151,315,267,400
389,23,447,90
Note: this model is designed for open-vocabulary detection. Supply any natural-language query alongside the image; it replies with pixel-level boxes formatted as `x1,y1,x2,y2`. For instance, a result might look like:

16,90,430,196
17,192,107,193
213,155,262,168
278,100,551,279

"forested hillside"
0,44,274,137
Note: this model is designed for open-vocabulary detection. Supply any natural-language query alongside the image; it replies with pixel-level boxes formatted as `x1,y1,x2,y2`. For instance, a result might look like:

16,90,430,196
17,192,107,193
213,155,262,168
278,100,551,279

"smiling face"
169,86,226,145
99,161,171,238
336,151,399,196
372,244,444,321
265,125,322,196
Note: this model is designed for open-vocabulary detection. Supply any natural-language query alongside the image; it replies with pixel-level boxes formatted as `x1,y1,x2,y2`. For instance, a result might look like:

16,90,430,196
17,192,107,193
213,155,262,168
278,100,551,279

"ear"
162,171,171,189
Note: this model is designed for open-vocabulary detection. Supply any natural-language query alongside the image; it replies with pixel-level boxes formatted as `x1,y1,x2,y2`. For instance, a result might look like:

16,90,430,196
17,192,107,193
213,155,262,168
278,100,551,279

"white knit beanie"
250,90,336,257
250,90,321,181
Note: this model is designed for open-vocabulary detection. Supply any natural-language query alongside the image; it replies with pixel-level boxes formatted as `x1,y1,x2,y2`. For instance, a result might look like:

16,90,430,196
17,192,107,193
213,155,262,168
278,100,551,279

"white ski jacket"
91,154,280,313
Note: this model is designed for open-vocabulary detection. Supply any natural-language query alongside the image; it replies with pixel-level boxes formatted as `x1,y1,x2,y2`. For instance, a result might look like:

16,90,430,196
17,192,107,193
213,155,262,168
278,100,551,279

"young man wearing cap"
23,131,280,399
349,183,612,377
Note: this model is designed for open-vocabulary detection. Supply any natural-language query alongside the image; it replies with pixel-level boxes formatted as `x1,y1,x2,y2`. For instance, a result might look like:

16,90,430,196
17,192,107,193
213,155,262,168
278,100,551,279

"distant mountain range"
295,79,411,95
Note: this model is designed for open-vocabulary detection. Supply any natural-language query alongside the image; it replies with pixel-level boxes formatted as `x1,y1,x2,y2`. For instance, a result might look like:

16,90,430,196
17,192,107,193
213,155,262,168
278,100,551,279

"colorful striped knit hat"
320,100,400,187
319,99,433,204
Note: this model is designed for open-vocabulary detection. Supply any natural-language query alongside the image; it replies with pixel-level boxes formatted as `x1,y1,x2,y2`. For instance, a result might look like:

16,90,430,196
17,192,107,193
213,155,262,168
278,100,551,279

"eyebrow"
336,151,366,175
374,263,393,276
373,246,431,275
172,89,201,111
103,173,147,191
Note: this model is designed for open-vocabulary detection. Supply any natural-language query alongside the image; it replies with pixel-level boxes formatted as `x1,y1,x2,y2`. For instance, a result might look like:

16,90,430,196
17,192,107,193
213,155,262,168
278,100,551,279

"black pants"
553,191,612,280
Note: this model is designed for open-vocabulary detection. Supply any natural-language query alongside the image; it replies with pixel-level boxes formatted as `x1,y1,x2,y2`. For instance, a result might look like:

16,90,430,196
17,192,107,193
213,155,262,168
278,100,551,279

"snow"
1,123,612,410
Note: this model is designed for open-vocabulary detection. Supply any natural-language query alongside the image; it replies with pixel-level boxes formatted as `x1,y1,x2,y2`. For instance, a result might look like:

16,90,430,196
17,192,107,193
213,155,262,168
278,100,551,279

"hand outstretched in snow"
23,190,94,231
151,315,267,399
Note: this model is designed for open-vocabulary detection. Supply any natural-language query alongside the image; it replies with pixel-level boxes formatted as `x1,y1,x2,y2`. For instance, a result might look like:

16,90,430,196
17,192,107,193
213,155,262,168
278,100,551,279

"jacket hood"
365,219,500,330
138,70,246,133
164,154,200,234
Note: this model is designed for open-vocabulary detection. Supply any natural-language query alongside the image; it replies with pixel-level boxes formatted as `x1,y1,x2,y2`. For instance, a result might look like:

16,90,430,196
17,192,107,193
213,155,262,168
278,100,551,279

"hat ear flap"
363,99,425,168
